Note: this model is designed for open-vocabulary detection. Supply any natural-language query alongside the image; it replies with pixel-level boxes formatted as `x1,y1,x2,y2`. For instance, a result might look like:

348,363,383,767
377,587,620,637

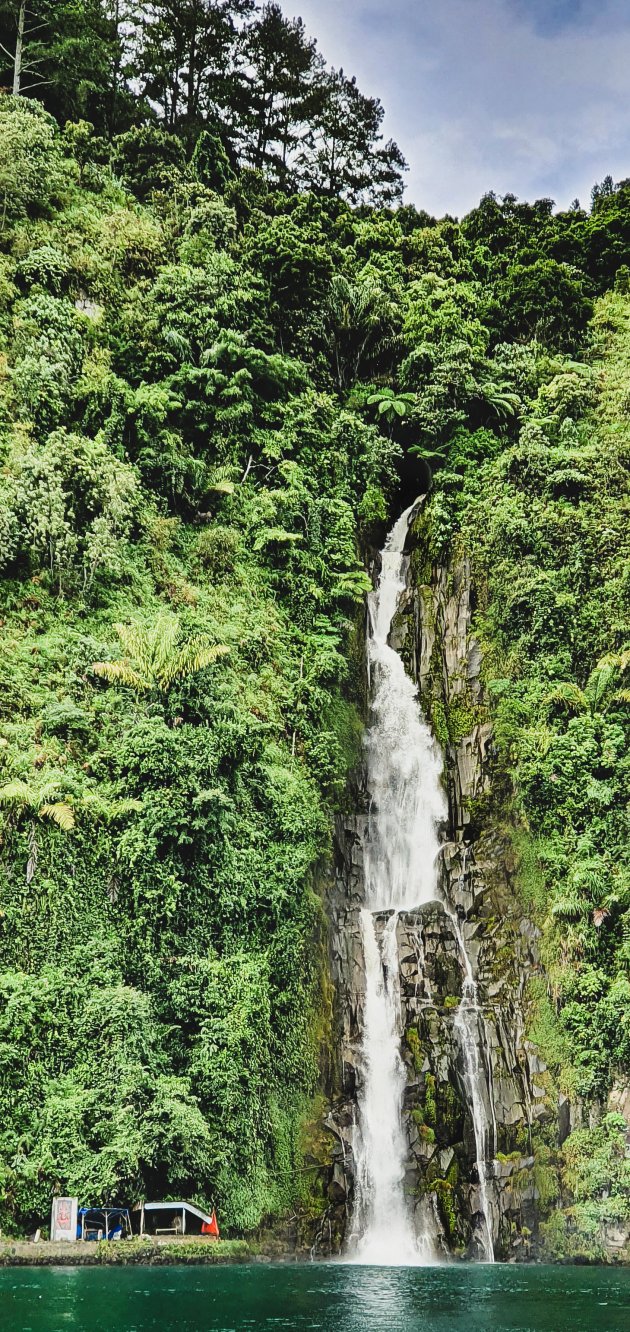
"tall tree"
239,2,317,184
0,0,124,131
298,66,407,205
0,1,44,96
136,0,253,142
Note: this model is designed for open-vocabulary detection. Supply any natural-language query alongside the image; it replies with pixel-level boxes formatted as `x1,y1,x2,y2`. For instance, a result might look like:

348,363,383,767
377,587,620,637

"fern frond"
551,894,585,922
39,802,75,831
544,682,587,713
94,616,229,694
585,662,617,711
149,615,180,684
81,793,143,821
596,648,630,671
93,660,148,691
163,327,192,360
113,621,147,662
163,641,229,689
0,780,35,806
205,465,237,496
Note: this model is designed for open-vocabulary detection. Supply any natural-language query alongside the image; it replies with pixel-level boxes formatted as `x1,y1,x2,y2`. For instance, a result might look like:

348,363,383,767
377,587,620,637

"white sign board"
50,1196,78,1242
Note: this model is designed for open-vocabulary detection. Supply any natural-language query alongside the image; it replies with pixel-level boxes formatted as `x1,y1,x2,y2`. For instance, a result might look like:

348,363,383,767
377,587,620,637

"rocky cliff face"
392,533,543,1258
317,516,630,1262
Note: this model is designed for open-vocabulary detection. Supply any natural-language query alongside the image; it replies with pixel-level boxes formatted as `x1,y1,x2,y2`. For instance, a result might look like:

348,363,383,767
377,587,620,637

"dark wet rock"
311,520,630,1263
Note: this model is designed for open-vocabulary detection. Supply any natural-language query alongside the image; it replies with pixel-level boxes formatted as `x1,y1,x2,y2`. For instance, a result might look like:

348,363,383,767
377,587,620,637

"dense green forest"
0,1,628,1243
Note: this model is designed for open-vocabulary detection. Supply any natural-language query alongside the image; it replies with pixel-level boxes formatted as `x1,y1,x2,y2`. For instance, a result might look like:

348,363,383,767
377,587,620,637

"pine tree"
136,0,253,142
299,66,407,205
239,2,318,185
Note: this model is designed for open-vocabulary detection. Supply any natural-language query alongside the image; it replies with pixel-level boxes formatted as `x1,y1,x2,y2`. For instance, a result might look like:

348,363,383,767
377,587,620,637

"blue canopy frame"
77,1207,132,1241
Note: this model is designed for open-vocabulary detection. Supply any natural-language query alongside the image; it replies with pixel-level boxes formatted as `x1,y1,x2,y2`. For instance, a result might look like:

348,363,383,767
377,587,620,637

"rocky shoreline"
1,1235,628,1267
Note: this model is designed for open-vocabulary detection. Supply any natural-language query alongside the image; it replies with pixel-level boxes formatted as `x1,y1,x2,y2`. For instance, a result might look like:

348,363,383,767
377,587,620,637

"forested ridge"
0,1,628,1248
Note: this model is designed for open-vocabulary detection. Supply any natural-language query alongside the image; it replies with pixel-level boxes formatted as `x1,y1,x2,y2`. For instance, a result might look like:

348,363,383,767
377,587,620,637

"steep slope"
0,88,628,1252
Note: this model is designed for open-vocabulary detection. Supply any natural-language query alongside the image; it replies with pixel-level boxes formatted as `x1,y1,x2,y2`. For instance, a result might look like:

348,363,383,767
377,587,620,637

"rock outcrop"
315,513,630,1263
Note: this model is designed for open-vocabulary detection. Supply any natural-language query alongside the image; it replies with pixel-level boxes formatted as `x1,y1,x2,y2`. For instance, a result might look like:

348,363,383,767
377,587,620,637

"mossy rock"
435,1078,465,1145
434,1178,458,1244
423,1073,437,1128
405,1026,424,1074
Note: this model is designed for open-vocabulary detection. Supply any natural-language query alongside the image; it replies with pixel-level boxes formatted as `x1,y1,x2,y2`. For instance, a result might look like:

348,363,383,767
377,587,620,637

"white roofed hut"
137,1200,219,1240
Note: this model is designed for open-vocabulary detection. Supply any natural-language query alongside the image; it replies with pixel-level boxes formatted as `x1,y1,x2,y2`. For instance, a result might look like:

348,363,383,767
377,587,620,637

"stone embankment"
0,1237,251,1266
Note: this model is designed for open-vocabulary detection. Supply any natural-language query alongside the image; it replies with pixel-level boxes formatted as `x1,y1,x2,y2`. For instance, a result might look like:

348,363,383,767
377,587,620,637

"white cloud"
278,0,630,215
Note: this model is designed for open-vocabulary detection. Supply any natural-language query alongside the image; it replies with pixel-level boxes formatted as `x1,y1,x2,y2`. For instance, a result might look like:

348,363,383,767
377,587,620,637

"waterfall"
449,909,497,1263
349,502,497,1265
351,909,420,1264
453,977,496,1262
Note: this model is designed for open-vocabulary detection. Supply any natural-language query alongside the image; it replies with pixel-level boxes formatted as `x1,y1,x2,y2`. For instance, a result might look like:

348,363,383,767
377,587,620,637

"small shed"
139,1200,219,1238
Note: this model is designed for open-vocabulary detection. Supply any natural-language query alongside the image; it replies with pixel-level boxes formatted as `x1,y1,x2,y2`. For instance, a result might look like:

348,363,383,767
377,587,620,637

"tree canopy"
0,0,627,1259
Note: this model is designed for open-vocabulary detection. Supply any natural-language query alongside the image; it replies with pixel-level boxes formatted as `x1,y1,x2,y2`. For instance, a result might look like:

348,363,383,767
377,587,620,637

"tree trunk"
186,13,198,124
13,0,26,95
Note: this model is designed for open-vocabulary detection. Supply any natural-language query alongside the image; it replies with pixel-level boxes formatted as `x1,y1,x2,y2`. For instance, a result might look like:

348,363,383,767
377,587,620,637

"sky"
278,0,630,217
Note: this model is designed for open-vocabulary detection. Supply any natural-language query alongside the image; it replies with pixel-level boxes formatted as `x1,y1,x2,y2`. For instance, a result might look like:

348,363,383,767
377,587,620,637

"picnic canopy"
139,1200,219,1236
78,1206,131,1240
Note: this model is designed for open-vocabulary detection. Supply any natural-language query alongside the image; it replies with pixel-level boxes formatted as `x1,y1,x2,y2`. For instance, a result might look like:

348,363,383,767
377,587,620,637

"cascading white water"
349,502,497,1266
450,914,497,1262
352,909,418,1264
351,503,445,1265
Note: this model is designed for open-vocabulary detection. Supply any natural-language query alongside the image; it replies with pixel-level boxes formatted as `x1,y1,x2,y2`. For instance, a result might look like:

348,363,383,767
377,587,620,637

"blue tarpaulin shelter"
77,1207,132,1241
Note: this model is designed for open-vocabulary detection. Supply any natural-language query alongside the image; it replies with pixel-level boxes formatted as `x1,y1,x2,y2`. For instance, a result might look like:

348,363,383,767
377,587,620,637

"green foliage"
540,1115,630,1259
425,292,630,1106
0,3,406,205
0,8,630,1245
0,84,398,1235
0,96,68,228
487,258,593,349
92,615,229,695
0,430,140,593
110,127,187,200
423,1073,437,1129
435,1177,458,1243
367,388,416,427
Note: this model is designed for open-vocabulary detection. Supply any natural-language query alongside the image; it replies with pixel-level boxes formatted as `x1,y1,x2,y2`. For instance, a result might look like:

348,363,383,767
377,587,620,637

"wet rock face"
318,522,630,1263
320,535,551,1260
392,536,547,1256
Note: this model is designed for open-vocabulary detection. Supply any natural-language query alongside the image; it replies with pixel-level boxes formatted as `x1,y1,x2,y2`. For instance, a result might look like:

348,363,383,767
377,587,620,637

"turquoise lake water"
1,1262,630,1331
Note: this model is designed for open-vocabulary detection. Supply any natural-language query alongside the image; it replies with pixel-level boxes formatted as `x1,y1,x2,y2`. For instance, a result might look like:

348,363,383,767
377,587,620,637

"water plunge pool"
2,1262,629,1332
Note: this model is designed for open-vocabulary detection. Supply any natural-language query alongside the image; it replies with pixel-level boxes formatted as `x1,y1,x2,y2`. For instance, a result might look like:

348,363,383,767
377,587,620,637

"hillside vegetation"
0,0,628,1241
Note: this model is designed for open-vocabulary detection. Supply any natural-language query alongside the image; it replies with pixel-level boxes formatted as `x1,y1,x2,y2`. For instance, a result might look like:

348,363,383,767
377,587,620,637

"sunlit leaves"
93,615,229,695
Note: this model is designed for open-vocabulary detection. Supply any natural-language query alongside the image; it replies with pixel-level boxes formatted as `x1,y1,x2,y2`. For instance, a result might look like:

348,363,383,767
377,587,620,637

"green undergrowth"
0,96,397,1236
0,68,629,1248
0,1238,252,1266
422,290,630,1238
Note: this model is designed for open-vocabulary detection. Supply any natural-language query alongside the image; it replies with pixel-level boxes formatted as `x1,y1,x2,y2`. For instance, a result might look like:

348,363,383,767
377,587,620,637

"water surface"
1,1262,629,1331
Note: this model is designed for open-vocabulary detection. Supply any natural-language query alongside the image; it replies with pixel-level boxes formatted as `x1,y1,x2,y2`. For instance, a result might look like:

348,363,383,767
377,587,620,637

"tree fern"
0,780,75,830
544,682,587,713
93,614,229,695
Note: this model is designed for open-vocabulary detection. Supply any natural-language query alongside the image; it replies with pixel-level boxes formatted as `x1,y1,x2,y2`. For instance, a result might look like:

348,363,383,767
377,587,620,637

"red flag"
202,1211,220,1238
